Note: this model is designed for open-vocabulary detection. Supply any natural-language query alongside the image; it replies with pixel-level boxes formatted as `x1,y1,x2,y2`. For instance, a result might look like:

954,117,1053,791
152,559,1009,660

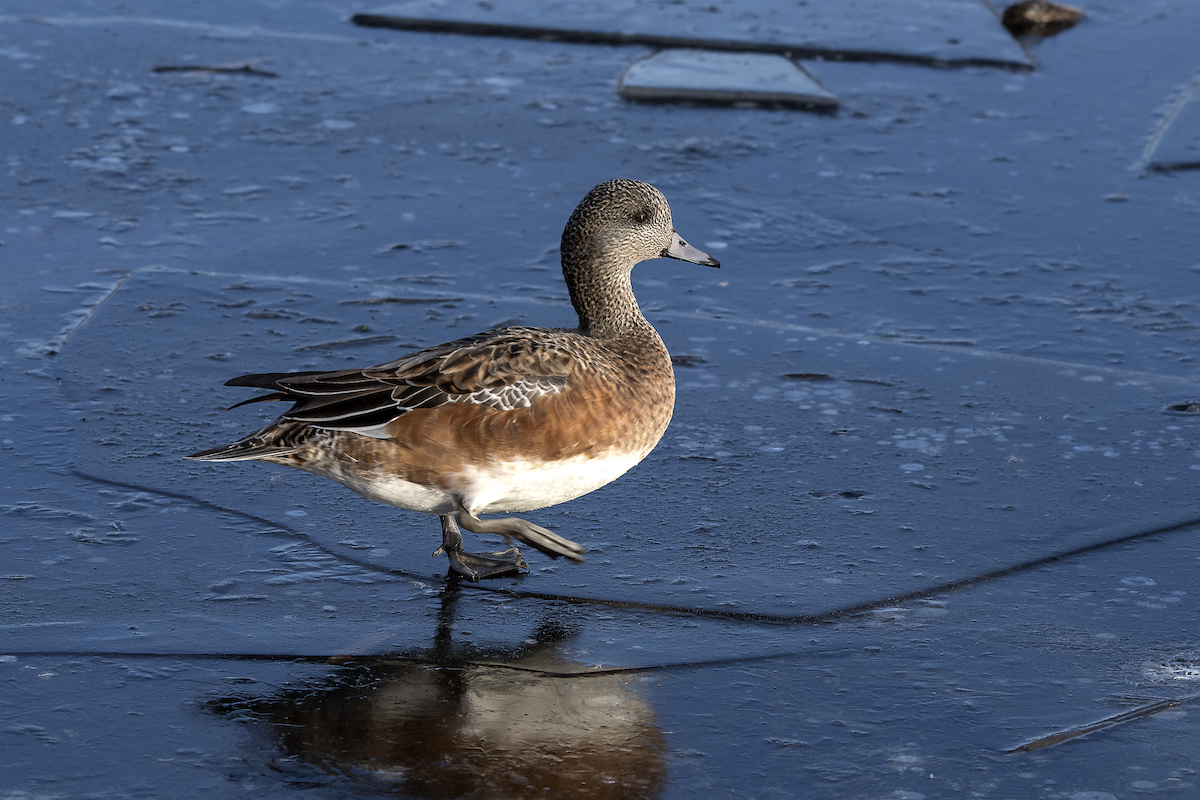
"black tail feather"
226,392,291,411
225,371,312,389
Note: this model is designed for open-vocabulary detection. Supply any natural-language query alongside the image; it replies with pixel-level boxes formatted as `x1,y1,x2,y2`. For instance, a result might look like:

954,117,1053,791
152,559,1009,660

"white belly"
455,451,645,514
319,451,645,516
335,471,459,515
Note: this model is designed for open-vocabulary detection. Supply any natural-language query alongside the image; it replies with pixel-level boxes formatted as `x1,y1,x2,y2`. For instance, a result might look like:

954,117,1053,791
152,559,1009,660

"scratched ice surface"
45,266,1200,624
4,0,1200,797
8,542,1200,797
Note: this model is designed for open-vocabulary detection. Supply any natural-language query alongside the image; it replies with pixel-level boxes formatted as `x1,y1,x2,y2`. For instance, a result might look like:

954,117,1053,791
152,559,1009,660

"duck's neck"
564,256,651,340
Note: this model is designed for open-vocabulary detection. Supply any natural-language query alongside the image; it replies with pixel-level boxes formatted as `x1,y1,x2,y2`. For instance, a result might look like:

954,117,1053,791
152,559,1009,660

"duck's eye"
632,210,649,224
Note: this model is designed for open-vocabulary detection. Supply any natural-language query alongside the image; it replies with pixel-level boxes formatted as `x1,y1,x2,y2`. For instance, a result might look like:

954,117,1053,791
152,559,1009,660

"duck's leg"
457,510,586,563
433,513,527,580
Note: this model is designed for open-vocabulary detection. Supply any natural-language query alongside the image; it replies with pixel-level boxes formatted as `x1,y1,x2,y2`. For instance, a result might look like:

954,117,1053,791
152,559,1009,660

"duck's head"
560,179,720,275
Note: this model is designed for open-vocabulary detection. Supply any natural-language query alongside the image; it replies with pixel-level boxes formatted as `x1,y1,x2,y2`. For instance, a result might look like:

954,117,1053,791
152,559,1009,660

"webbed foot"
435,514,529,580
443,546,528,581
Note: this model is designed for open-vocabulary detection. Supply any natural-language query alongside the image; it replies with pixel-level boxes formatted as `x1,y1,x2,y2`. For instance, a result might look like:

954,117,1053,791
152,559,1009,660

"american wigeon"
187,179,719,579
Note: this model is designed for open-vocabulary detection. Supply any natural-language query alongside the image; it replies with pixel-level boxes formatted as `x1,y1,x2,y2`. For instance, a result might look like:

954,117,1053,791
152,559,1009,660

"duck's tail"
186,437,294,462
187,371,330,462
186,419,313,462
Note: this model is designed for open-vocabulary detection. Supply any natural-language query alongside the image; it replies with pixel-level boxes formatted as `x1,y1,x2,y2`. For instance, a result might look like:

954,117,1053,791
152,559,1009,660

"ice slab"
1146,73,1200,171
355,0,1032,70
10,529,1200,796
618,50,837,108
52,267,1200,620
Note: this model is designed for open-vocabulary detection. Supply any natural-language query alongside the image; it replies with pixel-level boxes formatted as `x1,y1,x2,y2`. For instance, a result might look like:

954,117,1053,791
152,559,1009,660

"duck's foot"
443,546,528,581
435,514,528,580
457,509,586,563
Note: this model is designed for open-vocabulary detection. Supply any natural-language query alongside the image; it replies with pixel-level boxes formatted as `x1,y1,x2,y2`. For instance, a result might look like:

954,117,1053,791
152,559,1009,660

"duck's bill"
663,231,721,268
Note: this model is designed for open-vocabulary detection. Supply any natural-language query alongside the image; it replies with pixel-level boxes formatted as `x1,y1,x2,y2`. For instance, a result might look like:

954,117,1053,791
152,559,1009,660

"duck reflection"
210,584,667,799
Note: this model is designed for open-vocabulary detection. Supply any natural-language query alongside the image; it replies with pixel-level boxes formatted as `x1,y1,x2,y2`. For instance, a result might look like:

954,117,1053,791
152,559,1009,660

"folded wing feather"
227,328,575,435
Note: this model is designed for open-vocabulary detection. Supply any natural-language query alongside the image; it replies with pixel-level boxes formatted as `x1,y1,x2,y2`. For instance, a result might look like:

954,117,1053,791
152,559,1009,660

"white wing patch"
391,384,445,412
447,376,568,412
329,376,569,440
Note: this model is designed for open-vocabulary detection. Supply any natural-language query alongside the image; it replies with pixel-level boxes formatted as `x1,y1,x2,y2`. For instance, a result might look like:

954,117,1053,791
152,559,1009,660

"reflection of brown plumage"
208,587,668,799
188,179,719,579
230,663,668,799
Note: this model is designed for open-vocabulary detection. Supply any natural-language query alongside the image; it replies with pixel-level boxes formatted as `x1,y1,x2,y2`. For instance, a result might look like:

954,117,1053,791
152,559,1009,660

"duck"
187,179,720,580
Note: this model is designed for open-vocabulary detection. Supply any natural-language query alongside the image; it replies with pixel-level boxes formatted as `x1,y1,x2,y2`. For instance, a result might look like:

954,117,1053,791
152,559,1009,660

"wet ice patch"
885,749,925,774
766,737,808,748
781,382,856,410
890,427,946,456
0,46,37,60
1143,653,1200,682
241,102,280,114
950,424,1016,445
482,76,521,94
106,82,144,100
1057,434,1121,460
67,154,130,173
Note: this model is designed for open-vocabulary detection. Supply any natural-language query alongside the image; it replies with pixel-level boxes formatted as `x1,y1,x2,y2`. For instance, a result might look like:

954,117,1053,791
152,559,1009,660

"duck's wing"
226,328,577,437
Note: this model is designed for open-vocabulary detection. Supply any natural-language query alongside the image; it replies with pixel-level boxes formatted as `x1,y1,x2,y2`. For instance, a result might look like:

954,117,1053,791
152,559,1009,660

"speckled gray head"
560,179,720,274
